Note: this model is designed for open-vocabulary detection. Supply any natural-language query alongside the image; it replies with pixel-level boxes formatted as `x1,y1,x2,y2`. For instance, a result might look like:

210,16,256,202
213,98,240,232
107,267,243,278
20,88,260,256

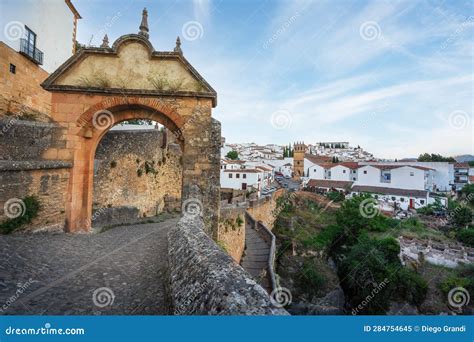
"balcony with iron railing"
19,38,43,65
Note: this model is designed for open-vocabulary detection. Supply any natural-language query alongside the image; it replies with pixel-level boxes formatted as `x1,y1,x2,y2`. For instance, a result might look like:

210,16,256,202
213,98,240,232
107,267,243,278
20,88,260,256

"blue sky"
74,0,473,159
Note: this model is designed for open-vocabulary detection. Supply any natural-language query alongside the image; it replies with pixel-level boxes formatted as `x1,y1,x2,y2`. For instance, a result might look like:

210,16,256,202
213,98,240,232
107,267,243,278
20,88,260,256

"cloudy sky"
75,0,473,159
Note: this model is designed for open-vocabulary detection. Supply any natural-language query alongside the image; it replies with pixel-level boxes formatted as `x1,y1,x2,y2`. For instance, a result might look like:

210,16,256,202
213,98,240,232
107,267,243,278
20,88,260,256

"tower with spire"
138,8,149,39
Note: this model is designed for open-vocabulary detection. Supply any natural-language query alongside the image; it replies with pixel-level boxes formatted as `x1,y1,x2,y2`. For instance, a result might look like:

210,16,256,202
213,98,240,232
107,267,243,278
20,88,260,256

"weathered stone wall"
246,189,284,230
93,129,182,217
217,206,246,263
0,118,71,232
0,42,52,119
168,215,288,315
0,161,71,232
0,119,66,161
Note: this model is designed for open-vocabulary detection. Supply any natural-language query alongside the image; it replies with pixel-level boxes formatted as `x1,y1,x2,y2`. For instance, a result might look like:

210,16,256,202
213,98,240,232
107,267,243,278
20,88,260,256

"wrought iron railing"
19,38,43,65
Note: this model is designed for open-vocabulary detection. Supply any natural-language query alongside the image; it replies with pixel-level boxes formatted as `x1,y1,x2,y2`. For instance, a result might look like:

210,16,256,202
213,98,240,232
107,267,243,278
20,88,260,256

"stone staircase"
240,214,273,293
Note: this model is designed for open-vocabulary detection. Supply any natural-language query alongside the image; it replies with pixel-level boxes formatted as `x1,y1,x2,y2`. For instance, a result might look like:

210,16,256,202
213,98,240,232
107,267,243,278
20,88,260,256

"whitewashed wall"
0,0,75,73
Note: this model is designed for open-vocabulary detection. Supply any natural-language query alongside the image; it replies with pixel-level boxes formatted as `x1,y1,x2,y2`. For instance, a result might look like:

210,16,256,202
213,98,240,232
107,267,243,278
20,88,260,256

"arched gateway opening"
40,12,221,236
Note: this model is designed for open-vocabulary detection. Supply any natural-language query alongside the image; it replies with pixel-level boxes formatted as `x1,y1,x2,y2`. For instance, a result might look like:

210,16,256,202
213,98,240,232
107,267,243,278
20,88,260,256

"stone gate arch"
40,16,221,236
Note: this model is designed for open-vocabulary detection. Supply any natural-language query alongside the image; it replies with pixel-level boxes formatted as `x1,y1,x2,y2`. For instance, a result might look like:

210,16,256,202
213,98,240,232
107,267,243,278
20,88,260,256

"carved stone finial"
139,7,149,39
174,36,182,54
100,34,109,48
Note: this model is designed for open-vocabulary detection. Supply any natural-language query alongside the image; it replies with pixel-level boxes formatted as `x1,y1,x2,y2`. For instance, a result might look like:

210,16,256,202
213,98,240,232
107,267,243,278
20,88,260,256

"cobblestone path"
0,218,178,315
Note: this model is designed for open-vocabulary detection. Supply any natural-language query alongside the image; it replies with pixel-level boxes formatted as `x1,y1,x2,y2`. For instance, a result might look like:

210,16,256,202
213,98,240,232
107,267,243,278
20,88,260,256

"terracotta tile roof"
304,154,332,164
306,179,353,189
469,176,474,182
336,162,359,169
368,164,434,171
223,169,261,173
351,185,428,198
454,163,470,168
256,165,272,171
223,159,245,164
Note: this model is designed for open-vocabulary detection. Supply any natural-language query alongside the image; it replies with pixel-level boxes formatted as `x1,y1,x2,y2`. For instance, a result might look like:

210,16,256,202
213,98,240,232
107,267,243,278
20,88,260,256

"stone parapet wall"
168,215,288,315
246,189,285,230
217,206,246,263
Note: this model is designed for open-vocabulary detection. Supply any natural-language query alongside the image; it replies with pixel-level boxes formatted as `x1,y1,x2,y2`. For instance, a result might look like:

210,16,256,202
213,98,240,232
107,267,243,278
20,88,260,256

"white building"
220,160,274,195
453,163,470,191
260,158,293,177
359,161,453,192
0,0,81,72
350,186,432,210
303,161,442,209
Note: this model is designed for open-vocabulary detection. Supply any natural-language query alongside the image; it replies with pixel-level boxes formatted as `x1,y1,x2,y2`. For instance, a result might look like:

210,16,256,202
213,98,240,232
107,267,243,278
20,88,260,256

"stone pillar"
181,112,221,238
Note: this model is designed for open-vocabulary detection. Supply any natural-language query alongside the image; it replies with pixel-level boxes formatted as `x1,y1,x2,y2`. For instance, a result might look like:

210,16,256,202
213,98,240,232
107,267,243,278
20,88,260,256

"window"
229,174,232,178
353,177,356,181
364,170,367,174
243,174,246,179
343,170,346,173
400,197,404,202
236,174,240,178
391,196,396,201
9,64,16,74
410,172,414,176
314,169,317,172
420,200,425,204
23,26,37,59
374,195,378,199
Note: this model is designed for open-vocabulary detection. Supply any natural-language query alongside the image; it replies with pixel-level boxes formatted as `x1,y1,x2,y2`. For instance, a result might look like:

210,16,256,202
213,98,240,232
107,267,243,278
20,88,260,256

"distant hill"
455,155,474,162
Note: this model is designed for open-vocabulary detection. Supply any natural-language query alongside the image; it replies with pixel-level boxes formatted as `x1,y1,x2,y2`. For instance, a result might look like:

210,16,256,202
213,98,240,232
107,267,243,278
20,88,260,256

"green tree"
226,150,238,160
449,205,472,227
459,184,474,205
417,153,456,162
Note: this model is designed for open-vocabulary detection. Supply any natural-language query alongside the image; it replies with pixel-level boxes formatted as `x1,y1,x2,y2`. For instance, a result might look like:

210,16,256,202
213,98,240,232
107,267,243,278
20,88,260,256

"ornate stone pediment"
41,34,217,107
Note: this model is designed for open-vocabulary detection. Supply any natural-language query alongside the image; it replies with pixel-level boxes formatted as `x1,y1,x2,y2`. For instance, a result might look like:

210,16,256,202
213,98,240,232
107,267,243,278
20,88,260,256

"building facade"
0,0,81,73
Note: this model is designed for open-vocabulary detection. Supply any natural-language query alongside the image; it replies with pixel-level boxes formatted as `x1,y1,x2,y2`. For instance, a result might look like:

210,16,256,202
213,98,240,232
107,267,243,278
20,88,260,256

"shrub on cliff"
457,226,474,247
0,196,40,234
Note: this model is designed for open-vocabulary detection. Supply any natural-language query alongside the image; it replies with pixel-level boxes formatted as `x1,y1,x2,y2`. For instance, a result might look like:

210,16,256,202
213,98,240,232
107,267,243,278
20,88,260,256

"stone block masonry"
217,206,246,263
93,129,182,218
168,215,288,315
246,189,285,229
0,161,71,232
0,42,52,119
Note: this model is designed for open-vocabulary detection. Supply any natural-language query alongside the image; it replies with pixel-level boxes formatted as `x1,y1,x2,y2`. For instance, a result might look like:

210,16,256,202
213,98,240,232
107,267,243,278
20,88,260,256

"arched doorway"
91,115,183,229
41,33,221,236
